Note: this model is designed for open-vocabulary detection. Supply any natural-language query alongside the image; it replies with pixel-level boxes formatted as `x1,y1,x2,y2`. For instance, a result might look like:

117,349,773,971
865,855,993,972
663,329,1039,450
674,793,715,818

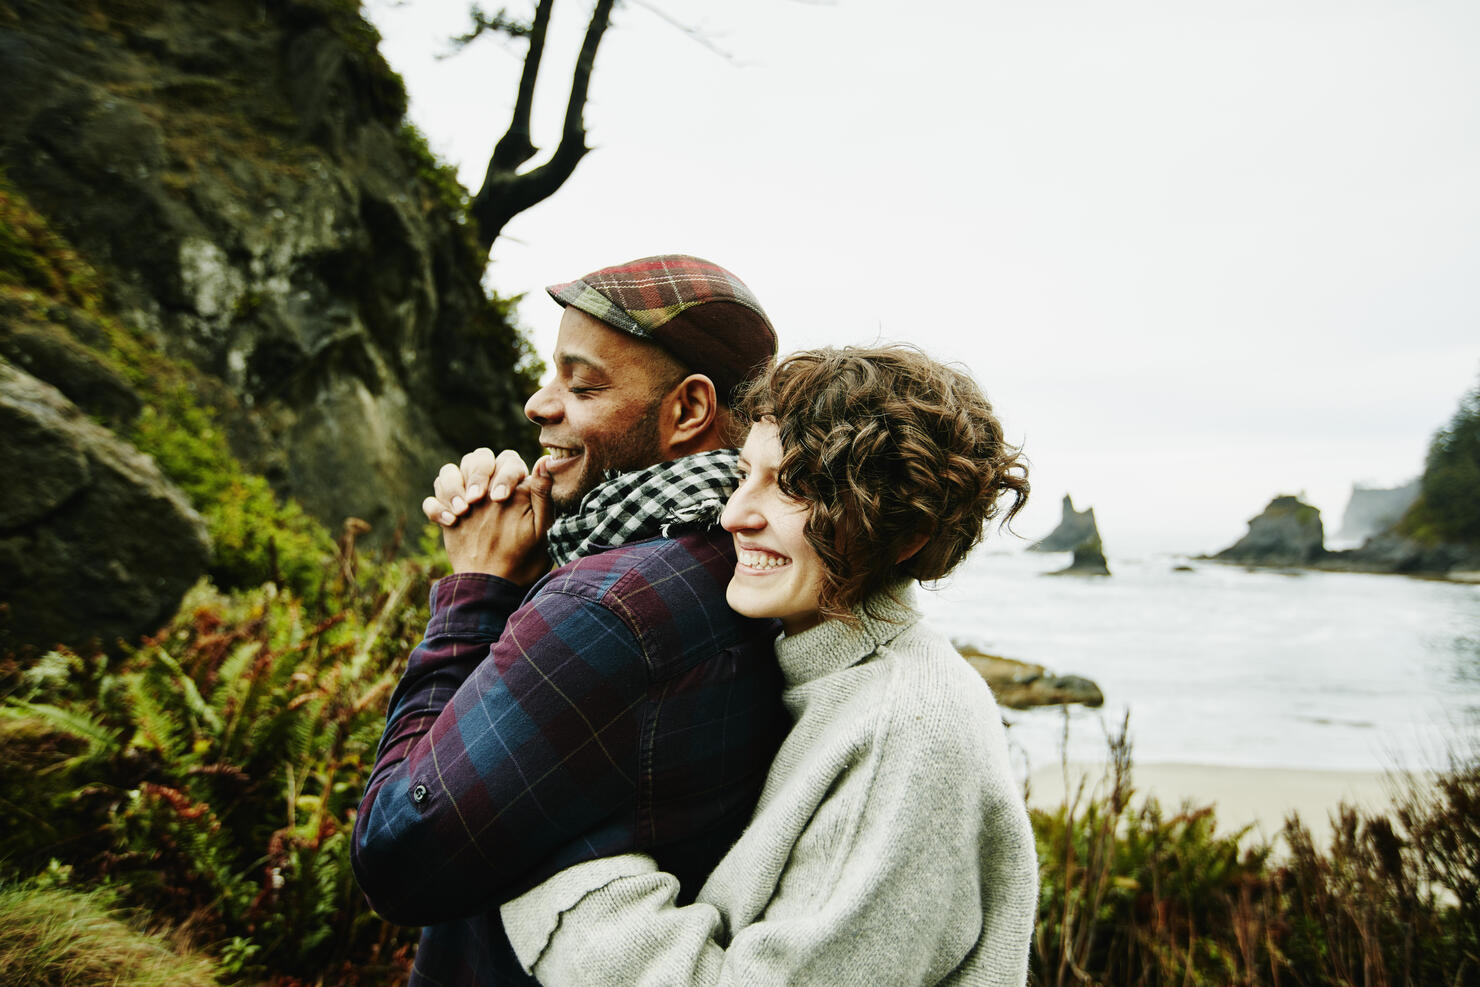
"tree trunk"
470,0,616,254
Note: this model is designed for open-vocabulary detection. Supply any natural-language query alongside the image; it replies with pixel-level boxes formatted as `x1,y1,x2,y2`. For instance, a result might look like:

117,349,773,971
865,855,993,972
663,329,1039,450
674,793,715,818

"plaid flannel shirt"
352,525,787,987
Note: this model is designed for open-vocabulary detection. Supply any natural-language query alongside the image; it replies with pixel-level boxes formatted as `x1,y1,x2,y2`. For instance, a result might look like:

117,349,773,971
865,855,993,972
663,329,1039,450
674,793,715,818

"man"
352,255,790,986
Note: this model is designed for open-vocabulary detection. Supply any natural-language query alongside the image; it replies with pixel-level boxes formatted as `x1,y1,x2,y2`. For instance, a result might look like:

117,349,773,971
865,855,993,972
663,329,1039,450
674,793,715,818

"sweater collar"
774,582,921,687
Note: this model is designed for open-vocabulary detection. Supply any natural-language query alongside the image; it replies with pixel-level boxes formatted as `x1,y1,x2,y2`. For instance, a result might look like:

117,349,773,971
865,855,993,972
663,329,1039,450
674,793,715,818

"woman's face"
721,422,826,636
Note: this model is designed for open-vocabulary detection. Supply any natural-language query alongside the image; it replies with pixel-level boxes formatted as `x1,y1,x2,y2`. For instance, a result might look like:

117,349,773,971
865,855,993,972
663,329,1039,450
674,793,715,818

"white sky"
366,0,1479,556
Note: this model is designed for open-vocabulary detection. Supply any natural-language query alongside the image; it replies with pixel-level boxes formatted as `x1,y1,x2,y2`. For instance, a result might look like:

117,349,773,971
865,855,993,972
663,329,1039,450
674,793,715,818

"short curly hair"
735,345,1028,621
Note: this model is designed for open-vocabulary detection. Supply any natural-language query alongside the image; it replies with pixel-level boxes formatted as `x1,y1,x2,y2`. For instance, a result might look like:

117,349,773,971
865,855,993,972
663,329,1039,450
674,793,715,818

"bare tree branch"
469,0,616,252
459,0,803,255
487,0,554,171
450,4,532,48
626,0,742,65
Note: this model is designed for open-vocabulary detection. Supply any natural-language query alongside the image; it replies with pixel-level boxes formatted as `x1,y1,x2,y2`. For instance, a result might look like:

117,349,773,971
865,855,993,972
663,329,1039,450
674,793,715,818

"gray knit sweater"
500,586,1039,985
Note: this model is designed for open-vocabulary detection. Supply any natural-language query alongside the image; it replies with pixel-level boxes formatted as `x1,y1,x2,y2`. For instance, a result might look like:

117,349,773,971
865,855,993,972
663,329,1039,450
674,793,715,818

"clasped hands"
422,448,552,586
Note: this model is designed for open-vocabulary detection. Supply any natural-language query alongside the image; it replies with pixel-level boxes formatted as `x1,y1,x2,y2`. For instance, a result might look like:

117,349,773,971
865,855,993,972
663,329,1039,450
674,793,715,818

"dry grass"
0,884,219,986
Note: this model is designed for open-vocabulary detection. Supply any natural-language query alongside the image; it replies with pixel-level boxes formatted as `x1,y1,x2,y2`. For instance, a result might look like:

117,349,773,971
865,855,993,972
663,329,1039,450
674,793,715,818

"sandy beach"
1026,762,1434,848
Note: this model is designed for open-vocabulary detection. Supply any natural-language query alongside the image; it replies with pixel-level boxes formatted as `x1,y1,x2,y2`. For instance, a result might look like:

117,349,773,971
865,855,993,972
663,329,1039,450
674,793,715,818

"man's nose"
525,383,561,425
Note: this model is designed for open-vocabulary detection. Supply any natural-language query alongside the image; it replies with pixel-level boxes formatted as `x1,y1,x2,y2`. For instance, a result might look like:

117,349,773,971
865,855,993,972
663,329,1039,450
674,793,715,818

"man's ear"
663,374,720,454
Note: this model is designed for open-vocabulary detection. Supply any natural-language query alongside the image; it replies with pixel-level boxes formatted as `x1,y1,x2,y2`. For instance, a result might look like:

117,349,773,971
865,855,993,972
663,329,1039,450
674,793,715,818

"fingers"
483,449,531,504
423,495,456,527
525,456,553,536
458,447,498,503
458,448,530,505
431,461,470,521
433,449,533,527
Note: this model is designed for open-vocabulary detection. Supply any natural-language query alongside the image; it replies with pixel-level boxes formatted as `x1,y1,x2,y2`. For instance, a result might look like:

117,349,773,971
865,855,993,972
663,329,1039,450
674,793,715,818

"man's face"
524,307,674,514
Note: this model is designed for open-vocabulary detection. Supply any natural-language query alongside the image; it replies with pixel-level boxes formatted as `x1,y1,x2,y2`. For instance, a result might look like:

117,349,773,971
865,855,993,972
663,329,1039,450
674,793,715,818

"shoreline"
1026,761,1436,847
1194,555,1480,584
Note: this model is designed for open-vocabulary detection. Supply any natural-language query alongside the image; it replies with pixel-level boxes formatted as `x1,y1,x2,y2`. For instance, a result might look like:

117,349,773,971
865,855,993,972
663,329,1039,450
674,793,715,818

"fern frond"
151,648,224,735
123,675,185,758
0,701,122,766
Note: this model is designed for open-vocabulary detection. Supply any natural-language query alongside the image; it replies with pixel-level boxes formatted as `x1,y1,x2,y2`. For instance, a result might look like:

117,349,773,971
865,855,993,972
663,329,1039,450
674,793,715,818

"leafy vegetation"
1400,374,1480,546
1031,717,1480,986
6,604,1477,987
0,540,434,984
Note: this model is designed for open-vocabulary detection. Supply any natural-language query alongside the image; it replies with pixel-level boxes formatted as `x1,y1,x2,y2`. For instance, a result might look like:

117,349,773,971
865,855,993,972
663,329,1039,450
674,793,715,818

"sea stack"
1055,534,1111,576
1030,495,1101,552
1215,495,1325,566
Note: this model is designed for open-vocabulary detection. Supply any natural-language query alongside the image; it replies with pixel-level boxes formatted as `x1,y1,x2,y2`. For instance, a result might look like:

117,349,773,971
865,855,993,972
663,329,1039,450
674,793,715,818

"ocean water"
914,550,1480,775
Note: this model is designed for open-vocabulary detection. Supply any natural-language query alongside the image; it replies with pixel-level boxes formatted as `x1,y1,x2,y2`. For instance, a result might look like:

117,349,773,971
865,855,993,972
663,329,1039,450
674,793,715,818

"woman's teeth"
739,550,791,569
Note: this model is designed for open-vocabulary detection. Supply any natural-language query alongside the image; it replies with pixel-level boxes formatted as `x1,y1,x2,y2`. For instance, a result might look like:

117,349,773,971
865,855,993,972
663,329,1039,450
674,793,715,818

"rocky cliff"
1333,480,1420,545
0,0,540,649
0,0,538,540
1319,530,1480,575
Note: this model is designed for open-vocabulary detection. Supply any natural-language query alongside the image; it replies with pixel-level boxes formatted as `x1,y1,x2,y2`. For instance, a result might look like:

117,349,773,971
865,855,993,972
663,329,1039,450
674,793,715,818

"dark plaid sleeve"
351,572,647,927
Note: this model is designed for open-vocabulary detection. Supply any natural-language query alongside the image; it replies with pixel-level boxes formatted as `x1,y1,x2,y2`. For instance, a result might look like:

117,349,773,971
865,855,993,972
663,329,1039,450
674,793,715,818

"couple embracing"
351,255,1038,986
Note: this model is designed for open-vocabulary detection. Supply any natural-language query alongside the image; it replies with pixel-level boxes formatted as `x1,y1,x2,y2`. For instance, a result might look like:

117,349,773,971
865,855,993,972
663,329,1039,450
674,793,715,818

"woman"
500,345,1038,985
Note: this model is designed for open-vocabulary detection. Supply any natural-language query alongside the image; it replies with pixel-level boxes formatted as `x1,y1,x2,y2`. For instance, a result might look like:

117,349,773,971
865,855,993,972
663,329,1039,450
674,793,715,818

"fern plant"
0,547,431,983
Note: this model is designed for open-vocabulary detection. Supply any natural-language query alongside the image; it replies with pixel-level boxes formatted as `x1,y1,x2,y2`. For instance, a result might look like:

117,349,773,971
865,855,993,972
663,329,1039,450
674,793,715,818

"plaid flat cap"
547,254,777,402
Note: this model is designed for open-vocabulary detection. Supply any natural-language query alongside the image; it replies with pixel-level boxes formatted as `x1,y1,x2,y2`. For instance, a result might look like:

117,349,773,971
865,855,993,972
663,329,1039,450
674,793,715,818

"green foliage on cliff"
0,173,336,597
1401,375,1480,546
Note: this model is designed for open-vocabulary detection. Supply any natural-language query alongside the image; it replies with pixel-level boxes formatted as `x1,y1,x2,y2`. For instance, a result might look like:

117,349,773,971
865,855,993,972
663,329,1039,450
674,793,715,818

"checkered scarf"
546,449,742,568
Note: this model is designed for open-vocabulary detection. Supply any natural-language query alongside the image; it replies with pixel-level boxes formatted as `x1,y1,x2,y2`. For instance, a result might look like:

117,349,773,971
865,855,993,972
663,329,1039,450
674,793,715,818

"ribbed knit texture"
501,585,1039,985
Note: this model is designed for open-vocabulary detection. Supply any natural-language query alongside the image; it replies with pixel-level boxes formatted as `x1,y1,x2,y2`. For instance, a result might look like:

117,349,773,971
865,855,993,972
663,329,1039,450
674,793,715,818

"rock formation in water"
1334,480,1421,544
956,645,1104,709
1319,530,1480,576
1030,494,1101,552
1214,495,1326,566
0,0,538,545
1048,534,1111,576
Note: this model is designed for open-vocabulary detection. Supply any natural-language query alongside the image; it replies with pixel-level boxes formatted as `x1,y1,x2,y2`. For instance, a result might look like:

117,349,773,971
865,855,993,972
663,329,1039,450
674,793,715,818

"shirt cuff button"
412,783,429,804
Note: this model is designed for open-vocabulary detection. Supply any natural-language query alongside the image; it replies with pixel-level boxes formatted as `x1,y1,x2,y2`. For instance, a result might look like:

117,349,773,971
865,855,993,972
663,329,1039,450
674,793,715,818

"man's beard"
550,399,666,517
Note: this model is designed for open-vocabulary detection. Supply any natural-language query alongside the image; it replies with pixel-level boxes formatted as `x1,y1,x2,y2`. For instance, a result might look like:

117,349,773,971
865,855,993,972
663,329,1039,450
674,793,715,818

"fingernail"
491,484,508,501
451,497,467,513
467,485,482,500
440,511,455,525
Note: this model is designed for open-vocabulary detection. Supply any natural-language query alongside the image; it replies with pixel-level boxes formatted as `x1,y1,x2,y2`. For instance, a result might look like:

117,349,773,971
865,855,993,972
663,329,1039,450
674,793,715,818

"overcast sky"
366,0,1479,556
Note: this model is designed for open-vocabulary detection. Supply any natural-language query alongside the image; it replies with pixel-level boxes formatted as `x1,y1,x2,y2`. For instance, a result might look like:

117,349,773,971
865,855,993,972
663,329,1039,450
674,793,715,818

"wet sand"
1026,762,1434,848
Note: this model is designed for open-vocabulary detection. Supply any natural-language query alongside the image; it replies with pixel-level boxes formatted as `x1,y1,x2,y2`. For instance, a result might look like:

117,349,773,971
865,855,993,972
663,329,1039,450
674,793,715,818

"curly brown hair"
735,345,1028,621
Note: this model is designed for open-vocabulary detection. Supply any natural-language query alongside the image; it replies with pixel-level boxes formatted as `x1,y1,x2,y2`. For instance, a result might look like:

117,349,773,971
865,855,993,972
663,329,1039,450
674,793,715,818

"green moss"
399,122,470,219
0,171,107,310
282,0,409,121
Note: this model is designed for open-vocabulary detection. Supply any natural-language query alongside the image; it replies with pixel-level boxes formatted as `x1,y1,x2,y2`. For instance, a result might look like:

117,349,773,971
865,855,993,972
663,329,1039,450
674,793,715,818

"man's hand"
423,447,530,526
425,451,554,585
